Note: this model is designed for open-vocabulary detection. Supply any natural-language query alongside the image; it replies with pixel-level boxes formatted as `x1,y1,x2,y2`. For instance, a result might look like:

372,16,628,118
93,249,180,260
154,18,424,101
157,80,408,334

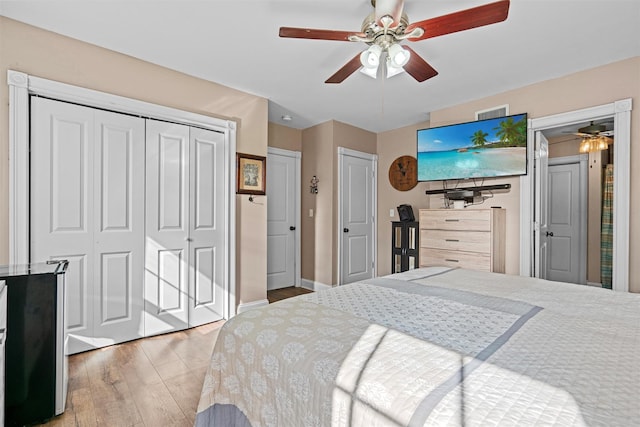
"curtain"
601,164,614,289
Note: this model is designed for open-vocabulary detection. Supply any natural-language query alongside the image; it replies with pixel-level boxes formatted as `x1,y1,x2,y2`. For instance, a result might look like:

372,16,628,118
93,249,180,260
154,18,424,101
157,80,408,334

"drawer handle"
445,239,459,242
445,219,459,222
445,259,459,263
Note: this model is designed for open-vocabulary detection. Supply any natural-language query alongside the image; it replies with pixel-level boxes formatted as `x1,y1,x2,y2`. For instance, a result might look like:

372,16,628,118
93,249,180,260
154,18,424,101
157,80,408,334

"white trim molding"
301,278,333,292
7,69,238,316
521,98,632,292
238,299,270,312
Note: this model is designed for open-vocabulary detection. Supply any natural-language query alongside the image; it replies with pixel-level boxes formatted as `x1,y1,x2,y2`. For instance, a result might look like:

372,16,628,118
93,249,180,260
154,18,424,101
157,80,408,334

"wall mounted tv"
417,113,528,182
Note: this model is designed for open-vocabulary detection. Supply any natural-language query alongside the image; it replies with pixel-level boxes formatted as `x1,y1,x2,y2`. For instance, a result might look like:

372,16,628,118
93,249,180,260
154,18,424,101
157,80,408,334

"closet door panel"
30,98,95,354
145,120,190,335
93,111,145,343
189,128,225,326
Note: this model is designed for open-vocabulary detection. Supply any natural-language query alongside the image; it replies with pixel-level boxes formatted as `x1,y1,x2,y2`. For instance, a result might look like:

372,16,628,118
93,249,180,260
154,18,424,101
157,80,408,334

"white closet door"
92,110,145,344
31,98,95,353
188,127,226,326
145,120,190,335
31,98,145,354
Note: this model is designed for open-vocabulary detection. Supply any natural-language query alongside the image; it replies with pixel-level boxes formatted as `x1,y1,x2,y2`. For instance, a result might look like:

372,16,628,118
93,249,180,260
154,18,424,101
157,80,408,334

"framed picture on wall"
236,153,266,195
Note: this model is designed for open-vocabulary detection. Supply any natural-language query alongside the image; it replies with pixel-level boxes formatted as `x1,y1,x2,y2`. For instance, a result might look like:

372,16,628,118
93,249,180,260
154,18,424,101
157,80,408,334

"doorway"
520,98,632,292
539,154,588,284
266,147,301,290
338,147,377,285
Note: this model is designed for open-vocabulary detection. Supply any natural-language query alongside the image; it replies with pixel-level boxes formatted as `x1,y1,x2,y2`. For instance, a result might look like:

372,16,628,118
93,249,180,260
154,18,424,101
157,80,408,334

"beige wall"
0,17,269,306
411,57,640,289
301,122,334,286
376,121,431,277
268,122,302,152
297,120,377,286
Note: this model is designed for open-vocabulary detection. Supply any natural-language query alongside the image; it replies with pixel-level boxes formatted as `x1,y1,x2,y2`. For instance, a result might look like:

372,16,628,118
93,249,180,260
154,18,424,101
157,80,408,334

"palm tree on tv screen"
495,116,527,147
471,130,489,147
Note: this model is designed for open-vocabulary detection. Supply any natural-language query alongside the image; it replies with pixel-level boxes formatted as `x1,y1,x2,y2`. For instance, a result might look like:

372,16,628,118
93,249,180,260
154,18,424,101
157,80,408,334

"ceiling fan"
574,121,614,137
571,120,615,153
279,0,511,84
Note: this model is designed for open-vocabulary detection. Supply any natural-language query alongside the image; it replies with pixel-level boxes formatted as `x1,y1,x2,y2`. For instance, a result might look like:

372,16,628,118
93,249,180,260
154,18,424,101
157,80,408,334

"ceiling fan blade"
406,0,510,41
279,27,362,42
375,0,405,28
402,46,438,82
325,54,362,84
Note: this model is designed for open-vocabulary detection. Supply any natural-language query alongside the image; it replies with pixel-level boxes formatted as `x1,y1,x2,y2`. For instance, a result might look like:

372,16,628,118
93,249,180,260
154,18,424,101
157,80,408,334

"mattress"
196,267,640,426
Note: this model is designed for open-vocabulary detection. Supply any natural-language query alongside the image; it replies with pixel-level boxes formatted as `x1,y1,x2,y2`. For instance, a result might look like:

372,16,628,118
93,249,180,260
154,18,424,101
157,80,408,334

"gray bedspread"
196,267,640,426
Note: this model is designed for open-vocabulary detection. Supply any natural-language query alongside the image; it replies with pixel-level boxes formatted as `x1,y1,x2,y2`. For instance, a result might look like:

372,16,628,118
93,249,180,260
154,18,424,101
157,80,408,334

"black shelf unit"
391,221,419,273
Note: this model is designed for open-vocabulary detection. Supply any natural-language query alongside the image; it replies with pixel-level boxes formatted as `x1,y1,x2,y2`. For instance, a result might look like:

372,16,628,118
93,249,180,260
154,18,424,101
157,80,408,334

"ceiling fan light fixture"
385,60,405,78
387,43,410,67
360,44,382,68
579,138,592,153
359,64,379,79
579,135,611,153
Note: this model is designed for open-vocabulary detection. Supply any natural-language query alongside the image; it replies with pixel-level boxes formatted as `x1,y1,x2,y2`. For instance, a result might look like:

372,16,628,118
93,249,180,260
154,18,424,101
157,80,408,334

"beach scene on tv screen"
417,114,527,181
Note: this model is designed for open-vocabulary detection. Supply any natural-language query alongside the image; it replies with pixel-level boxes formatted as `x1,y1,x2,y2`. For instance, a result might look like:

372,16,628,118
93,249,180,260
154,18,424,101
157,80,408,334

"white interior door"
145,120,190,335
31,97,145,354
188,127,226,326
534,132,549,279
546,161,584,284
340,149,376,285
267,150,299,290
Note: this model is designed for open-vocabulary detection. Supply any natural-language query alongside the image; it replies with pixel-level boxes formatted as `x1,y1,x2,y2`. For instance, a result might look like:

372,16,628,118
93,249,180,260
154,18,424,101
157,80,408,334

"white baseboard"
237,298,269,313
586,281,603,288
301,279,333,292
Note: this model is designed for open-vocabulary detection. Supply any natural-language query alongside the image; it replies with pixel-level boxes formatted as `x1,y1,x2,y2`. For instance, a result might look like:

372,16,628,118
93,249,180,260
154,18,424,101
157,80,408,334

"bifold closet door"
30,97,145,354
145,121,226,335
145,120,191,335
188,127,226,327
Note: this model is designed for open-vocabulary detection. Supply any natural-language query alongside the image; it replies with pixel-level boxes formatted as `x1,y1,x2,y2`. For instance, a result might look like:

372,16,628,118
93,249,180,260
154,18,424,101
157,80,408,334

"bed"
195,267,640,426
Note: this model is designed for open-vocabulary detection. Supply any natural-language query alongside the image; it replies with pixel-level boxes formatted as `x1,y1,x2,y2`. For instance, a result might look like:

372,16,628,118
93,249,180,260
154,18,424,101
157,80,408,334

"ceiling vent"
475,105,509,121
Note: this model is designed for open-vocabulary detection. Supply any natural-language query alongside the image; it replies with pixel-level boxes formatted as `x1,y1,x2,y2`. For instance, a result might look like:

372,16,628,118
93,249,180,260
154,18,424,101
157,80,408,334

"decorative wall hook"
310,175,319,194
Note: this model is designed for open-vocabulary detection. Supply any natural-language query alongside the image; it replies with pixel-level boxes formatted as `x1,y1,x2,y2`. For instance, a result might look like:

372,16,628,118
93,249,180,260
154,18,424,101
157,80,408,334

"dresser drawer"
419,209,491,231
420,248,491,271
421,229,491,253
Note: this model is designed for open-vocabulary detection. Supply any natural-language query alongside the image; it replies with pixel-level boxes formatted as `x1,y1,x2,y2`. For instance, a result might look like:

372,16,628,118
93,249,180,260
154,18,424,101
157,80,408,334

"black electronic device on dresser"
391,221,419,273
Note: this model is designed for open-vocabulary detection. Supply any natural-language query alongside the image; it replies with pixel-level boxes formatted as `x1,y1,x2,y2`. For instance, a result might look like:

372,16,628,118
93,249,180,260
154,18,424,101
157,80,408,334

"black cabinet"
0,261,68,426
391,221,419,273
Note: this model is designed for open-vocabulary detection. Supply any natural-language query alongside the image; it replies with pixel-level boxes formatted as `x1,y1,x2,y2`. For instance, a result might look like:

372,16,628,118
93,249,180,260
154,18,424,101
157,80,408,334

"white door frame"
545,154,588,284
520,98,632,292
267,146,302,288
7,70,237,317
337,147,378,285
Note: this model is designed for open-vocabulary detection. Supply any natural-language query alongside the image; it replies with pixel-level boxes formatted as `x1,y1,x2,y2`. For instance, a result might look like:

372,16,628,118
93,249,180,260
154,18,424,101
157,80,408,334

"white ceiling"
1,0,639,133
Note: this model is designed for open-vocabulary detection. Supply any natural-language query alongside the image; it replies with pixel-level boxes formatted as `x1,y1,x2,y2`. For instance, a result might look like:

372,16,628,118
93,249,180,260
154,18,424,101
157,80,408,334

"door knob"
343,228,349,233
289,226,296,231
545,231,554,237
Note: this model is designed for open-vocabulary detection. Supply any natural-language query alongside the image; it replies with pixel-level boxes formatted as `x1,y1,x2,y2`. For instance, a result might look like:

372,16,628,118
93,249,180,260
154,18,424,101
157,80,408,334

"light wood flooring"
40,287,312,426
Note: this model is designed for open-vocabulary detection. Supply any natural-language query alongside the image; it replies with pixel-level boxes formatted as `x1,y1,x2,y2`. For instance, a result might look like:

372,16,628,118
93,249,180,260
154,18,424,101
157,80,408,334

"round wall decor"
388,155,418,191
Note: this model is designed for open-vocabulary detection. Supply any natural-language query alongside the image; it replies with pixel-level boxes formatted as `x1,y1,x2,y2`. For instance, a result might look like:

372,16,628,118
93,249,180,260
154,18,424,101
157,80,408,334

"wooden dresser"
419,208,506,273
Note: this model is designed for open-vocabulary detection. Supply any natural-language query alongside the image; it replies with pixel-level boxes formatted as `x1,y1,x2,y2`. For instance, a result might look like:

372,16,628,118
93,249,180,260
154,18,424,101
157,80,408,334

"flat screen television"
417,113,528,182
